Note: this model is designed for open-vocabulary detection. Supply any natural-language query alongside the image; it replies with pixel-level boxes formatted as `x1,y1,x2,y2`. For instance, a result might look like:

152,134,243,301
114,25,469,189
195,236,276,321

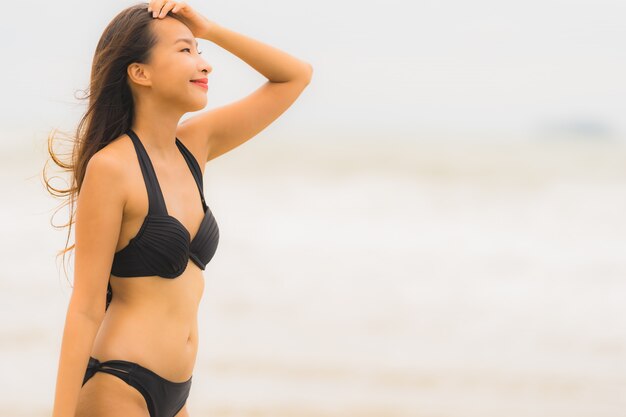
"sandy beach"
1,131,625,416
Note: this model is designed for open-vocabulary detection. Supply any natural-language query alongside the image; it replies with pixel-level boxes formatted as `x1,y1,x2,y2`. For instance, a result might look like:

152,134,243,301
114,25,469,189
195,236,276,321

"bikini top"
107,128,219,293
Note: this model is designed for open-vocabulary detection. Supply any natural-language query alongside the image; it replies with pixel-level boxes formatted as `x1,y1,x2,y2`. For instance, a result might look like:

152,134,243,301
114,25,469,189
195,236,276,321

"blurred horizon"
1,0,624,149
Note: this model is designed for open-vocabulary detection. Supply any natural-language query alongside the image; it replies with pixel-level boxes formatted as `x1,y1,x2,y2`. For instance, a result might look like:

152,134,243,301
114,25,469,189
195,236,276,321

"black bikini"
109,128,219,280
82,128,220,417
83,356,192,417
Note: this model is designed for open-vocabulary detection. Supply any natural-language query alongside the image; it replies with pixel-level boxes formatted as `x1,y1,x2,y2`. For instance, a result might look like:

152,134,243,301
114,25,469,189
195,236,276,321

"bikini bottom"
82,356,192,417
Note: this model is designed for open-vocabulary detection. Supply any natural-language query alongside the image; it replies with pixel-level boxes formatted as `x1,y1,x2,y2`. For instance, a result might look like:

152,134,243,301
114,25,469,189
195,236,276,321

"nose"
200,59,212,75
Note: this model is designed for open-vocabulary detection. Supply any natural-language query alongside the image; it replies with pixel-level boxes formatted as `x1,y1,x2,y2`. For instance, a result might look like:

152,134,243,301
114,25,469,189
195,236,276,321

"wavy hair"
42,2,183,283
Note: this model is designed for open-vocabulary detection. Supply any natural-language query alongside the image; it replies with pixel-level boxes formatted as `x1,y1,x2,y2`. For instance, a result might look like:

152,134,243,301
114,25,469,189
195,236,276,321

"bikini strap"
175,138,207,211
126,129,168,215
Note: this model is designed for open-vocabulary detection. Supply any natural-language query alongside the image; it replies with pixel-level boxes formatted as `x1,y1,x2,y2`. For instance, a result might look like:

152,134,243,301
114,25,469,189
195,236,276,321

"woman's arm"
178,19,313,162
156,1,313,162
51,151,126,417
201,21,313,83
151,1,312,82
51,306,104,417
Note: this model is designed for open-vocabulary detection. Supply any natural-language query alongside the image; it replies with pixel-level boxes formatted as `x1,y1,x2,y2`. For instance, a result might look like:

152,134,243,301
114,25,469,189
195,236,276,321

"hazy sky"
1,0,624,147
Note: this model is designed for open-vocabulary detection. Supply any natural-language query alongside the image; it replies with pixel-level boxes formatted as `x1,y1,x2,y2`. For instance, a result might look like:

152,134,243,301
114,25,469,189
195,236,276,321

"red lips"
190,78,208,86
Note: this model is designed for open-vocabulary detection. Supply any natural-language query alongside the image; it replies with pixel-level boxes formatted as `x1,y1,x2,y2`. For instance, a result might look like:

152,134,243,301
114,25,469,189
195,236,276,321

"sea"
1,130,625,416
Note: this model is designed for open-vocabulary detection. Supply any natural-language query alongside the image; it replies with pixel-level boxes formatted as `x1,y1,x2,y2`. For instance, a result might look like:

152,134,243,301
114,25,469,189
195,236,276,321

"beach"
1,132,625,416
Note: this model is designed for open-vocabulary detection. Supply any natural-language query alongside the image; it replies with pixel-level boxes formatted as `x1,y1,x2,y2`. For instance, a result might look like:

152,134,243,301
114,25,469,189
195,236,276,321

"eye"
182,48,203,55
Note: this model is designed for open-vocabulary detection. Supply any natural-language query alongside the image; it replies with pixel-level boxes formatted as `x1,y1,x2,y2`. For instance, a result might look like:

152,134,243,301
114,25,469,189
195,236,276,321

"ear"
127,63,152,87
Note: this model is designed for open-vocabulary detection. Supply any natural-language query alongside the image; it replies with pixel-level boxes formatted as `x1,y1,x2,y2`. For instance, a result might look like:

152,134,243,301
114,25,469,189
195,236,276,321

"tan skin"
57,1,312,416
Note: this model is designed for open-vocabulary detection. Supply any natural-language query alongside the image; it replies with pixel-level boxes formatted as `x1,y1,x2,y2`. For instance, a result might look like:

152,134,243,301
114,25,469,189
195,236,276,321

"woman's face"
138,16,212,112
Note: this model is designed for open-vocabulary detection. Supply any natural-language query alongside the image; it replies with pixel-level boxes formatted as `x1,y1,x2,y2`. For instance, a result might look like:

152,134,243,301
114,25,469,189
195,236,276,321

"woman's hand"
148,1,215,39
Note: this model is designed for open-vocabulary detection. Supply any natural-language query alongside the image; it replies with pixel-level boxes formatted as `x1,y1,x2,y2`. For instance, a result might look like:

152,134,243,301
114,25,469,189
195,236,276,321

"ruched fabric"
106,129,220,310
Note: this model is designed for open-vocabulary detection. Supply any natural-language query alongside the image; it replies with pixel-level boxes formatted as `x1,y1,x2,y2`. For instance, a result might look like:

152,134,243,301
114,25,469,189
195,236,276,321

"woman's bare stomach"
90,263,204,383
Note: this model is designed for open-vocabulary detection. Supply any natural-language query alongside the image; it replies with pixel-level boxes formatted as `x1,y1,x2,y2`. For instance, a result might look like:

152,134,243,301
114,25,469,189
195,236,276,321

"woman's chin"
190,99,207,112
184,95,208,112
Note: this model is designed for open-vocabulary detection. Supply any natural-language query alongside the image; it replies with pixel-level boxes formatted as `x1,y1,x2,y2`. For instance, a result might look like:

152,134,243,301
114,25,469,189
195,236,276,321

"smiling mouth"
190,80,208,90
190,78,208,86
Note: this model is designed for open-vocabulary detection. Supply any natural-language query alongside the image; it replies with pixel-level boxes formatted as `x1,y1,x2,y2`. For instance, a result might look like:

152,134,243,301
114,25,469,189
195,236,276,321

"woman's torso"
90,131,211,382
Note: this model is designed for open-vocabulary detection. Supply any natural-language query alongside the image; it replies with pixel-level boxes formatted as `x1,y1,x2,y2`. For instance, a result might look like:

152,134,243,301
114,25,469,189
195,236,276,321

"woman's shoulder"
87,133,135,183
91,132,134,167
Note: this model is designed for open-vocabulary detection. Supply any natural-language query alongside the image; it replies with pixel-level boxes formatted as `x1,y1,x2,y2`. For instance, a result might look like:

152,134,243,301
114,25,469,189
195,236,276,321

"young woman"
47,2,312,416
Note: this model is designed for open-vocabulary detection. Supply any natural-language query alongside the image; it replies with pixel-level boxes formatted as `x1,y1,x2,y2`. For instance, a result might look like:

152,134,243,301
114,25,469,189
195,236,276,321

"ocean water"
1,133,625,416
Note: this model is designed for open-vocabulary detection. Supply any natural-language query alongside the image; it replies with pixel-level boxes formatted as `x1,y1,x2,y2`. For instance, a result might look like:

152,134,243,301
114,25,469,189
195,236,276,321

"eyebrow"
174,37,199,48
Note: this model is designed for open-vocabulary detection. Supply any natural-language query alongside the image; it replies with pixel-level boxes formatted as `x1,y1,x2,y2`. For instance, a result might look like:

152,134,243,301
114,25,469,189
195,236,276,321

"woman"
47,2,312,416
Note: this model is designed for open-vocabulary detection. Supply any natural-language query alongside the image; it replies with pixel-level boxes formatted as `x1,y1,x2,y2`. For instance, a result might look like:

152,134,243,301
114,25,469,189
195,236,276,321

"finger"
158,1,176,18
152,1,166,18
173,1,188,13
